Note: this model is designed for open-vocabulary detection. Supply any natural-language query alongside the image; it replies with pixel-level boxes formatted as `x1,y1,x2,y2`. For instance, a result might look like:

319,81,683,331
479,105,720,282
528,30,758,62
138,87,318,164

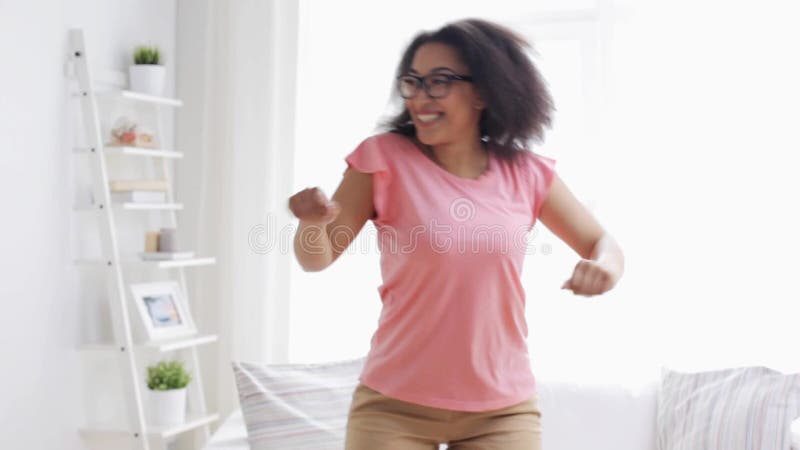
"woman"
289,18,624,450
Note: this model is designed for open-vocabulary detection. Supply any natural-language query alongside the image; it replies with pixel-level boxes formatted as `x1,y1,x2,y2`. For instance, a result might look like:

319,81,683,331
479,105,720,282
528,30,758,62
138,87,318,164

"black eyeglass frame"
396,73,474,99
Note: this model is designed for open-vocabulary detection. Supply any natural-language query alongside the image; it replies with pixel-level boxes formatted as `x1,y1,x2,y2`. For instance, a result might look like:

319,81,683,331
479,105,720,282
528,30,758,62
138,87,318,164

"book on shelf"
109,179,169,192
138,251,195,261
111,191,167,203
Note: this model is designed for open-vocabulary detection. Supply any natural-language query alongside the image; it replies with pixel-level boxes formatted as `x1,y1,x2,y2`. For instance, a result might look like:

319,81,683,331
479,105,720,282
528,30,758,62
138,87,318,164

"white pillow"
232,356,366,450
657,365,800,450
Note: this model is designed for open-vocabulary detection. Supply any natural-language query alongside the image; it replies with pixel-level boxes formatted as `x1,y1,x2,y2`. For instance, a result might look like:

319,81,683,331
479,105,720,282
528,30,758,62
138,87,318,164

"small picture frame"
129,281,197,342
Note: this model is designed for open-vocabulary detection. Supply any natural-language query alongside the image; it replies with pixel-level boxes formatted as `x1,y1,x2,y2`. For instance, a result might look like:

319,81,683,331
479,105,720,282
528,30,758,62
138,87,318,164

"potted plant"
129,45,165,96
146,360,192,426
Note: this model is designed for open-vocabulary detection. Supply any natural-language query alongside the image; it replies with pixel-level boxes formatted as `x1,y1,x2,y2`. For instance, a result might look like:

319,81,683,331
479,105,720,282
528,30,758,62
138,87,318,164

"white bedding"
204,409,248,450
203,408,448,450
205,408,800,450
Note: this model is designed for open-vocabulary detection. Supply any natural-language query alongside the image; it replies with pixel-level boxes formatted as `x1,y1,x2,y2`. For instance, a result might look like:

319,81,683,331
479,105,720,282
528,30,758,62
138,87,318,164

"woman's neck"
417,137,489,178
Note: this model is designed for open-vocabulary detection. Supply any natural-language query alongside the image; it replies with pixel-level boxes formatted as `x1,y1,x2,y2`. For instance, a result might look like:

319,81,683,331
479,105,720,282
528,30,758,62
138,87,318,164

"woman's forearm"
293,221,334,272
590,233,625,284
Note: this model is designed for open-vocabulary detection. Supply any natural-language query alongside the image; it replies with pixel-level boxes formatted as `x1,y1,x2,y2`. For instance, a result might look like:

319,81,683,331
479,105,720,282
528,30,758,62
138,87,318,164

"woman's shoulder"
514,148,555,164
346,131,415,176
353,131,415,162
514,148,557,174
498,149,557,196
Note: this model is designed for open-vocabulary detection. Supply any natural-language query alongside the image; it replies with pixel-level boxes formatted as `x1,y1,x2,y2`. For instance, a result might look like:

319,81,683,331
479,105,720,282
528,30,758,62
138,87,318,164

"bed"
210,358,800,449
204,403,800,450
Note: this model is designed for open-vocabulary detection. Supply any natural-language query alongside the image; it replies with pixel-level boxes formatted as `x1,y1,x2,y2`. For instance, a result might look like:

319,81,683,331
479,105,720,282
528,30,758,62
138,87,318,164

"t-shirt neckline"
405,137,493,184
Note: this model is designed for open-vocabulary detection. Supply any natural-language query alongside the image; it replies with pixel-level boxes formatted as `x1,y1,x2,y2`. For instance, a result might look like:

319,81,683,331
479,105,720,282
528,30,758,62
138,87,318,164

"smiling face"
405,42,485,149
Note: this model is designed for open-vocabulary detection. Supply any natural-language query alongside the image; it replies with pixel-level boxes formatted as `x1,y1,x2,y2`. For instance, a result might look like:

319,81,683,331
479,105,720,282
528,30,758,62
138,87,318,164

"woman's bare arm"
538,174,625,295
291,167,375,272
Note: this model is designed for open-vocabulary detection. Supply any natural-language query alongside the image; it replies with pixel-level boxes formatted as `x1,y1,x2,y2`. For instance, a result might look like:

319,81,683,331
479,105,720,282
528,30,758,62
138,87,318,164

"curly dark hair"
378,18,554,163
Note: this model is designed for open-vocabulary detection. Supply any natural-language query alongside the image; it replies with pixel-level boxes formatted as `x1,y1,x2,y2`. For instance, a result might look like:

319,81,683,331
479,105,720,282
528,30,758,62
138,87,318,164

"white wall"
0,1,176,448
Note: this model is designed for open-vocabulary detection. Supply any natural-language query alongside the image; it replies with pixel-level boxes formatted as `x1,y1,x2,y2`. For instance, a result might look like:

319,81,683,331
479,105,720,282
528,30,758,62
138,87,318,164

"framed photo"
129,281,197,342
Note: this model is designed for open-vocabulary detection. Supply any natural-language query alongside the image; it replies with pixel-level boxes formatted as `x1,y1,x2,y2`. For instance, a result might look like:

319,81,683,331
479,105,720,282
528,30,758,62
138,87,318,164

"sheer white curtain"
176,0,299,418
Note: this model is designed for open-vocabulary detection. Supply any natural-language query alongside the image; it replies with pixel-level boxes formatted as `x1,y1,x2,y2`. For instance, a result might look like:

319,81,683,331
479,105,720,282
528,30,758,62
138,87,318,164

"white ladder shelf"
69,28,218,450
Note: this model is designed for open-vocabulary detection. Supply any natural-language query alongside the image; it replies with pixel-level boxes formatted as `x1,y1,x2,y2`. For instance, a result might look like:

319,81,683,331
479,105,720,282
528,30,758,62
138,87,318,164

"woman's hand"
288,187,341,225
561,259,619,297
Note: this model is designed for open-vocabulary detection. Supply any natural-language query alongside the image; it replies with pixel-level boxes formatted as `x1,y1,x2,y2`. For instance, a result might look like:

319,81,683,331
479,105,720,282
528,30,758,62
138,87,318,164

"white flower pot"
129,64,166,96
149,387,187,426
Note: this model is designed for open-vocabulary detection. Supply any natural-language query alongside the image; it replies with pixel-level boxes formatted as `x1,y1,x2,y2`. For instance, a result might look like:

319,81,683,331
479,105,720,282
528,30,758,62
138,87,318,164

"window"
288,1,800,379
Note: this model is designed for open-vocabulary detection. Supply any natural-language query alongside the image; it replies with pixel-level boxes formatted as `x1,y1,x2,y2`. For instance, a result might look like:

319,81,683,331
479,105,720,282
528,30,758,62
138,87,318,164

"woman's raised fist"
288,187,341,225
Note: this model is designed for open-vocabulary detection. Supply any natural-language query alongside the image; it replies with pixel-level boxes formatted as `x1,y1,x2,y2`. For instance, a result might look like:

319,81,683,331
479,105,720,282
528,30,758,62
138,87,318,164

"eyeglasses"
396,73,474,99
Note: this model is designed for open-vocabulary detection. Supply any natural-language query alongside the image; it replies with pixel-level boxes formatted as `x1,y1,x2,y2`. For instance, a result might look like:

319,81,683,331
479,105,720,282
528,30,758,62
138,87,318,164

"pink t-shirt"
343,132,557,412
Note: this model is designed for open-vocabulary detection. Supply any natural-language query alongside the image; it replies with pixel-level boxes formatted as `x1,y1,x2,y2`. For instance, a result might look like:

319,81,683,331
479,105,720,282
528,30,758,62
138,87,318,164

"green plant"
133,46,161,65
146,360,191,391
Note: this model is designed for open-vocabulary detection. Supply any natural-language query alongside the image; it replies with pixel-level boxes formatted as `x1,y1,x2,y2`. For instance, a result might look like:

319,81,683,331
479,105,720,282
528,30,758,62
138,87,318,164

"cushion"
793,417,800,448
232,356,365,450
534,375,660,450
657,365,800,450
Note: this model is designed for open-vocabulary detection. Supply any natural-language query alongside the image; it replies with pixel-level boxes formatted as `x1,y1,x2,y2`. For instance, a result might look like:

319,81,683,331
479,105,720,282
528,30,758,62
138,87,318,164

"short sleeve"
526,152,557,222
343,135,392,224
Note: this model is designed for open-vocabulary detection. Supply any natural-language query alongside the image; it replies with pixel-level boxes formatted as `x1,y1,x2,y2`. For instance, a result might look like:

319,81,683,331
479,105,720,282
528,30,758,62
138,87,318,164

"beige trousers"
345,382,543,450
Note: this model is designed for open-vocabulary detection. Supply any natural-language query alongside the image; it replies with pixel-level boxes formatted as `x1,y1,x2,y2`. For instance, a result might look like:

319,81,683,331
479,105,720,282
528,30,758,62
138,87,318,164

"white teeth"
418,113,442,123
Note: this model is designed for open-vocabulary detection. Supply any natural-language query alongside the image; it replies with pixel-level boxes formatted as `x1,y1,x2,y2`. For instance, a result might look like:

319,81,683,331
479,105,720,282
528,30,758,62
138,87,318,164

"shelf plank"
155,412,219,439
79,334,218,353
72,202,184,211
148,334,219,352
79,412,219,440
73,146,184,159
92,89,183,107
121,202,183,211
73,257,216,269
154,257,216,268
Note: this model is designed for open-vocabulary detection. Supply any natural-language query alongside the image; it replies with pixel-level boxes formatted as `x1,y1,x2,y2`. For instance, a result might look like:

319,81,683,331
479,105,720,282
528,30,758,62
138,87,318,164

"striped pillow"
232,356,366,450
657,366,800,450
793,417,800,449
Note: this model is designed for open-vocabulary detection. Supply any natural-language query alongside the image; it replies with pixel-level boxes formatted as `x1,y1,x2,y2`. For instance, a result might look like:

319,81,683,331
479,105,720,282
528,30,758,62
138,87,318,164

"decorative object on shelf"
139,227,194,261
158,227,178,252
146,360,192,426
106,116,157,148
108,178,169,192
141,228,194,261
129,281,197,341
145,231,160,252
129,45,165,96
